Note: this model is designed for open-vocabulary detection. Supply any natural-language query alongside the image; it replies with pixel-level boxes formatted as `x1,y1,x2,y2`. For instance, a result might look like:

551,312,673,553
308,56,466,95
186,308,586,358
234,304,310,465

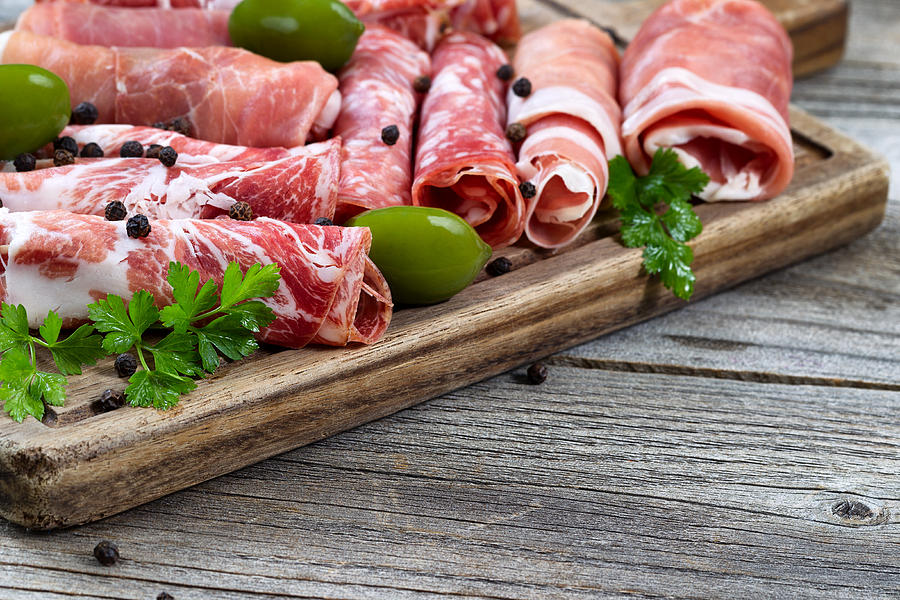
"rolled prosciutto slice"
333,26,430,224
0,210,392,348
412,32,524,249
620,0,794,201
450,0,520,45
0,139,340,222
0,31,340,147
507,19,621,249
16,4,231,47
59,125,300,164
35,0,239,8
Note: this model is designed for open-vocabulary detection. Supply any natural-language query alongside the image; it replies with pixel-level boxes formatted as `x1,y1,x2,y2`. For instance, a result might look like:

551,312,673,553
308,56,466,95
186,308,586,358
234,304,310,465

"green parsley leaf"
148,332,204,378
1,384,40,423
0,347,36,383
608,149,709,301
126,369,196,410
38,310,63,345
89,292,158,353
0,303,30,353
224,300,276,333
219,262,281,310
30,371,67,407
44,323,105,376
198,315,259,364
160,261,219,333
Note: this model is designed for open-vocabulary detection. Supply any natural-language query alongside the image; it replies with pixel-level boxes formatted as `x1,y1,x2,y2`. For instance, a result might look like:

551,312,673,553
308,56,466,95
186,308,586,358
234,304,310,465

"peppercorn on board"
0,1,881,530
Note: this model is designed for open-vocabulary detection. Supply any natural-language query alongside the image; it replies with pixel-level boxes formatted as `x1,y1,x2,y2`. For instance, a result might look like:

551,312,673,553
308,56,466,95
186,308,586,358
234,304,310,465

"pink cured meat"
0,139,340,222
412,32,524,249
620,0,794,201
60,125,298,164
449,0,520,44
332,26,430,224
0,210,392,348
16,4,231,47
0,31,340,147
507,20,621,249
35,0,239,8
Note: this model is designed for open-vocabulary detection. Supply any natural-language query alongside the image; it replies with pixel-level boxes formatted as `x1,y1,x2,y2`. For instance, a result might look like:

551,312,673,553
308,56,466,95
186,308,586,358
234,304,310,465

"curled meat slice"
412,32,524,249
0,31,339,147
16,4,231,47
0,139,340,222
620,0,794,201
332,26,430,224
0,210,392,348
508,19,621,248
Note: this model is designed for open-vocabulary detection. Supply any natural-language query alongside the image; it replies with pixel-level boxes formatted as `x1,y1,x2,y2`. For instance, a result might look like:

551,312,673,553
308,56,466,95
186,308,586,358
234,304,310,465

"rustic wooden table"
2,0,898,598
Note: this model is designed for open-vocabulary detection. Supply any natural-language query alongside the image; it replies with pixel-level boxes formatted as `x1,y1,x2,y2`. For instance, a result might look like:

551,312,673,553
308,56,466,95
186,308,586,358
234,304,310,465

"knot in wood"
832,498,874,520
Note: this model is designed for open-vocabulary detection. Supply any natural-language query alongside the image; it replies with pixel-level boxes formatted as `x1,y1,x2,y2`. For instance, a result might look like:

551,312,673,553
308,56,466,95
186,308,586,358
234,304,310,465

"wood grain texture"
0,107,889,530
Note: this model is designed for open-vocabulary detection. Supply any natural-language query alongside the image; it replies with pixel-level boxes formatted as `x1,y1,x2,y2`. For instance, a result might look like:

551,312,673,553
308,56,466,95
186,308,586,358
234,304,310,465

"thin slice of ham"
0,209,392,348
507,19,621,249
0,31,339,147
620,0,794,201
412,32,524,249
0,139,340,222
34,0,239,8
332,26,430,224
58,125,300,164
16,4,231,47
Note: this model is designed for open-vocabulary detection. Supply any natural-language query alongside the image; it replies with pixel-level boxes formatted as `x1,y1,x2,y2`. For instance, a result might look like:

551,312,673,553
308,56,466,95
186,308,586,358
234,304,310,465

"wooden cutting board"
0,1,879,530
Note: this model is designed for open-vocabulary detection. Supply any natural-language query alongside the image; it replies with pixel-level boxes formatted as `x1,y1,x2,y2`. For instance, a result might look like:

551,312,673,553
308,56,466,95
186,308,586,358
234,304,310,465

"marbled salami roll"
412,32,524,248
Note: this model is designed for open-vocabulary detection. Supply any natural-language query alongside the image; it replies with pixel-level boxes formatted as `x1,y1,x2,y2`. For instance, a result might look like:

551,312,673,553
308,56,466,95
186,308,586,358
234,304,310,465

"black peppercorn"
486,256,512,276
496,64,514,81
98,389,126,412
158,146,178,167
53,136,78,155
71,101,99,125
105,200,127,221
13,153,36,172
526,362,548,384
505,122,526,143
145,144,163,159
381,125,400,146
80,142,104,158
157,593,175,600
413,75,432,93
93,541,119,566
120,141,144,158
53,149,75,167
314,217,334,226
169,116,191,136
228,201,253,221
512,77,532,97
519,181,536,199
114,353,138,377
0,197,3,208
126,214,151,239
153,121,167,130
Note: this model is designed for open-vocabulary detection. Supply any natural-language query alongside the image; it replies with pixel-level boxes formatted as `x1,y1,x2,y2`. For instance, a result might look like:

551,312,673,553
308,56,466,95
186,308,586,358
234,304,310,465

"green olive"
0,65,70,160
229,0,365,73
346,206,493,305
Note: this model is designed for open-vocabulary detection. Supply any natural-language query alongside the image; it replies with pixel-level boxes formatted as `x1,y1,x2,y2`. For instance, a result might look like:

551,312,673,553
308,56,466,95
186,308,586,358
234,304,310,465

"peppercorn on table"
2,0,899,598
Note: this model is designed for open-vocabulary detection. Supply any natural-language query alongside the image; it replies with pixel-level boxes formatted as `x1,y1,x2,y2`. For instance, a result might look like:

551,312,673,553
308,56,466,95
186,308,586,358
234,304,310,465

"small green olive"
346,206,493,305
228,0,365,73
0,64,71,160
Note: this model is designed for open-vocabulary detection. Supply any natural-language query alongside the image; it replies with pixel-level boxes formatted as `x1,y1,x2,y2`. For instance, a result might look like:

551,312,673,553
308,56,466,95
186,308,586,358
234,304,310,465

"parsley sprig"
88,261,280,410
608,149,710,300
0,305,105,422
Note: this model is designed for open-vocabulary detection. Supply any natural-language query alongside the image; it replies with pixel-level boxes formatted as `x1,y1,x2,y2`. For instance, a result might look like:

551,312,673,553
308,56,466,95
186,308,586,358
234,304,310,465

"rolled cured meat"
35,0,239,8
0,139,340,222
412,32,524,249
507,19,621,249
16,4,231,47
0,209,392,348
620,0,794,201
58,125,300,164
450,0,520,45
332,26,430,224
0,31,340,148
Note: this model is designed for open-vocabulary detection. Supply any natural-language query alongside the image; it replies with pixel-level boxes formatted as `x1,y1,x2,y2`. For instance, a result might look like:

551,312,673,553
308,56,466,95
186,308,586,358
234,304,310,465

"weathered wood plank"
3,368,900,599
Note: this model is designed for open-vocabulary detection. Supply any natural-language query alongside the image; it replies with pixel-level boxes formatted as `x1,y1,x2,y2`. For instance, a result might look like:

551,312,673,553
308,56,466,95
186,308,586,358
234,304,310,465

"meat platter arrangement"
0,0,888,528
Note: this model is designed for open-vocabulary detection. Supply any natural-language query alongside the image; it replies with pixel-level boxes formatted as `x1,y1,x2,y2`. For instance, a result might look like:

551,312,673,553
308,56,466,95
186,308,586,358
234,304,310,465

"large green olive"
346,206,493,305
0,65,70,160
228,0,364,73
